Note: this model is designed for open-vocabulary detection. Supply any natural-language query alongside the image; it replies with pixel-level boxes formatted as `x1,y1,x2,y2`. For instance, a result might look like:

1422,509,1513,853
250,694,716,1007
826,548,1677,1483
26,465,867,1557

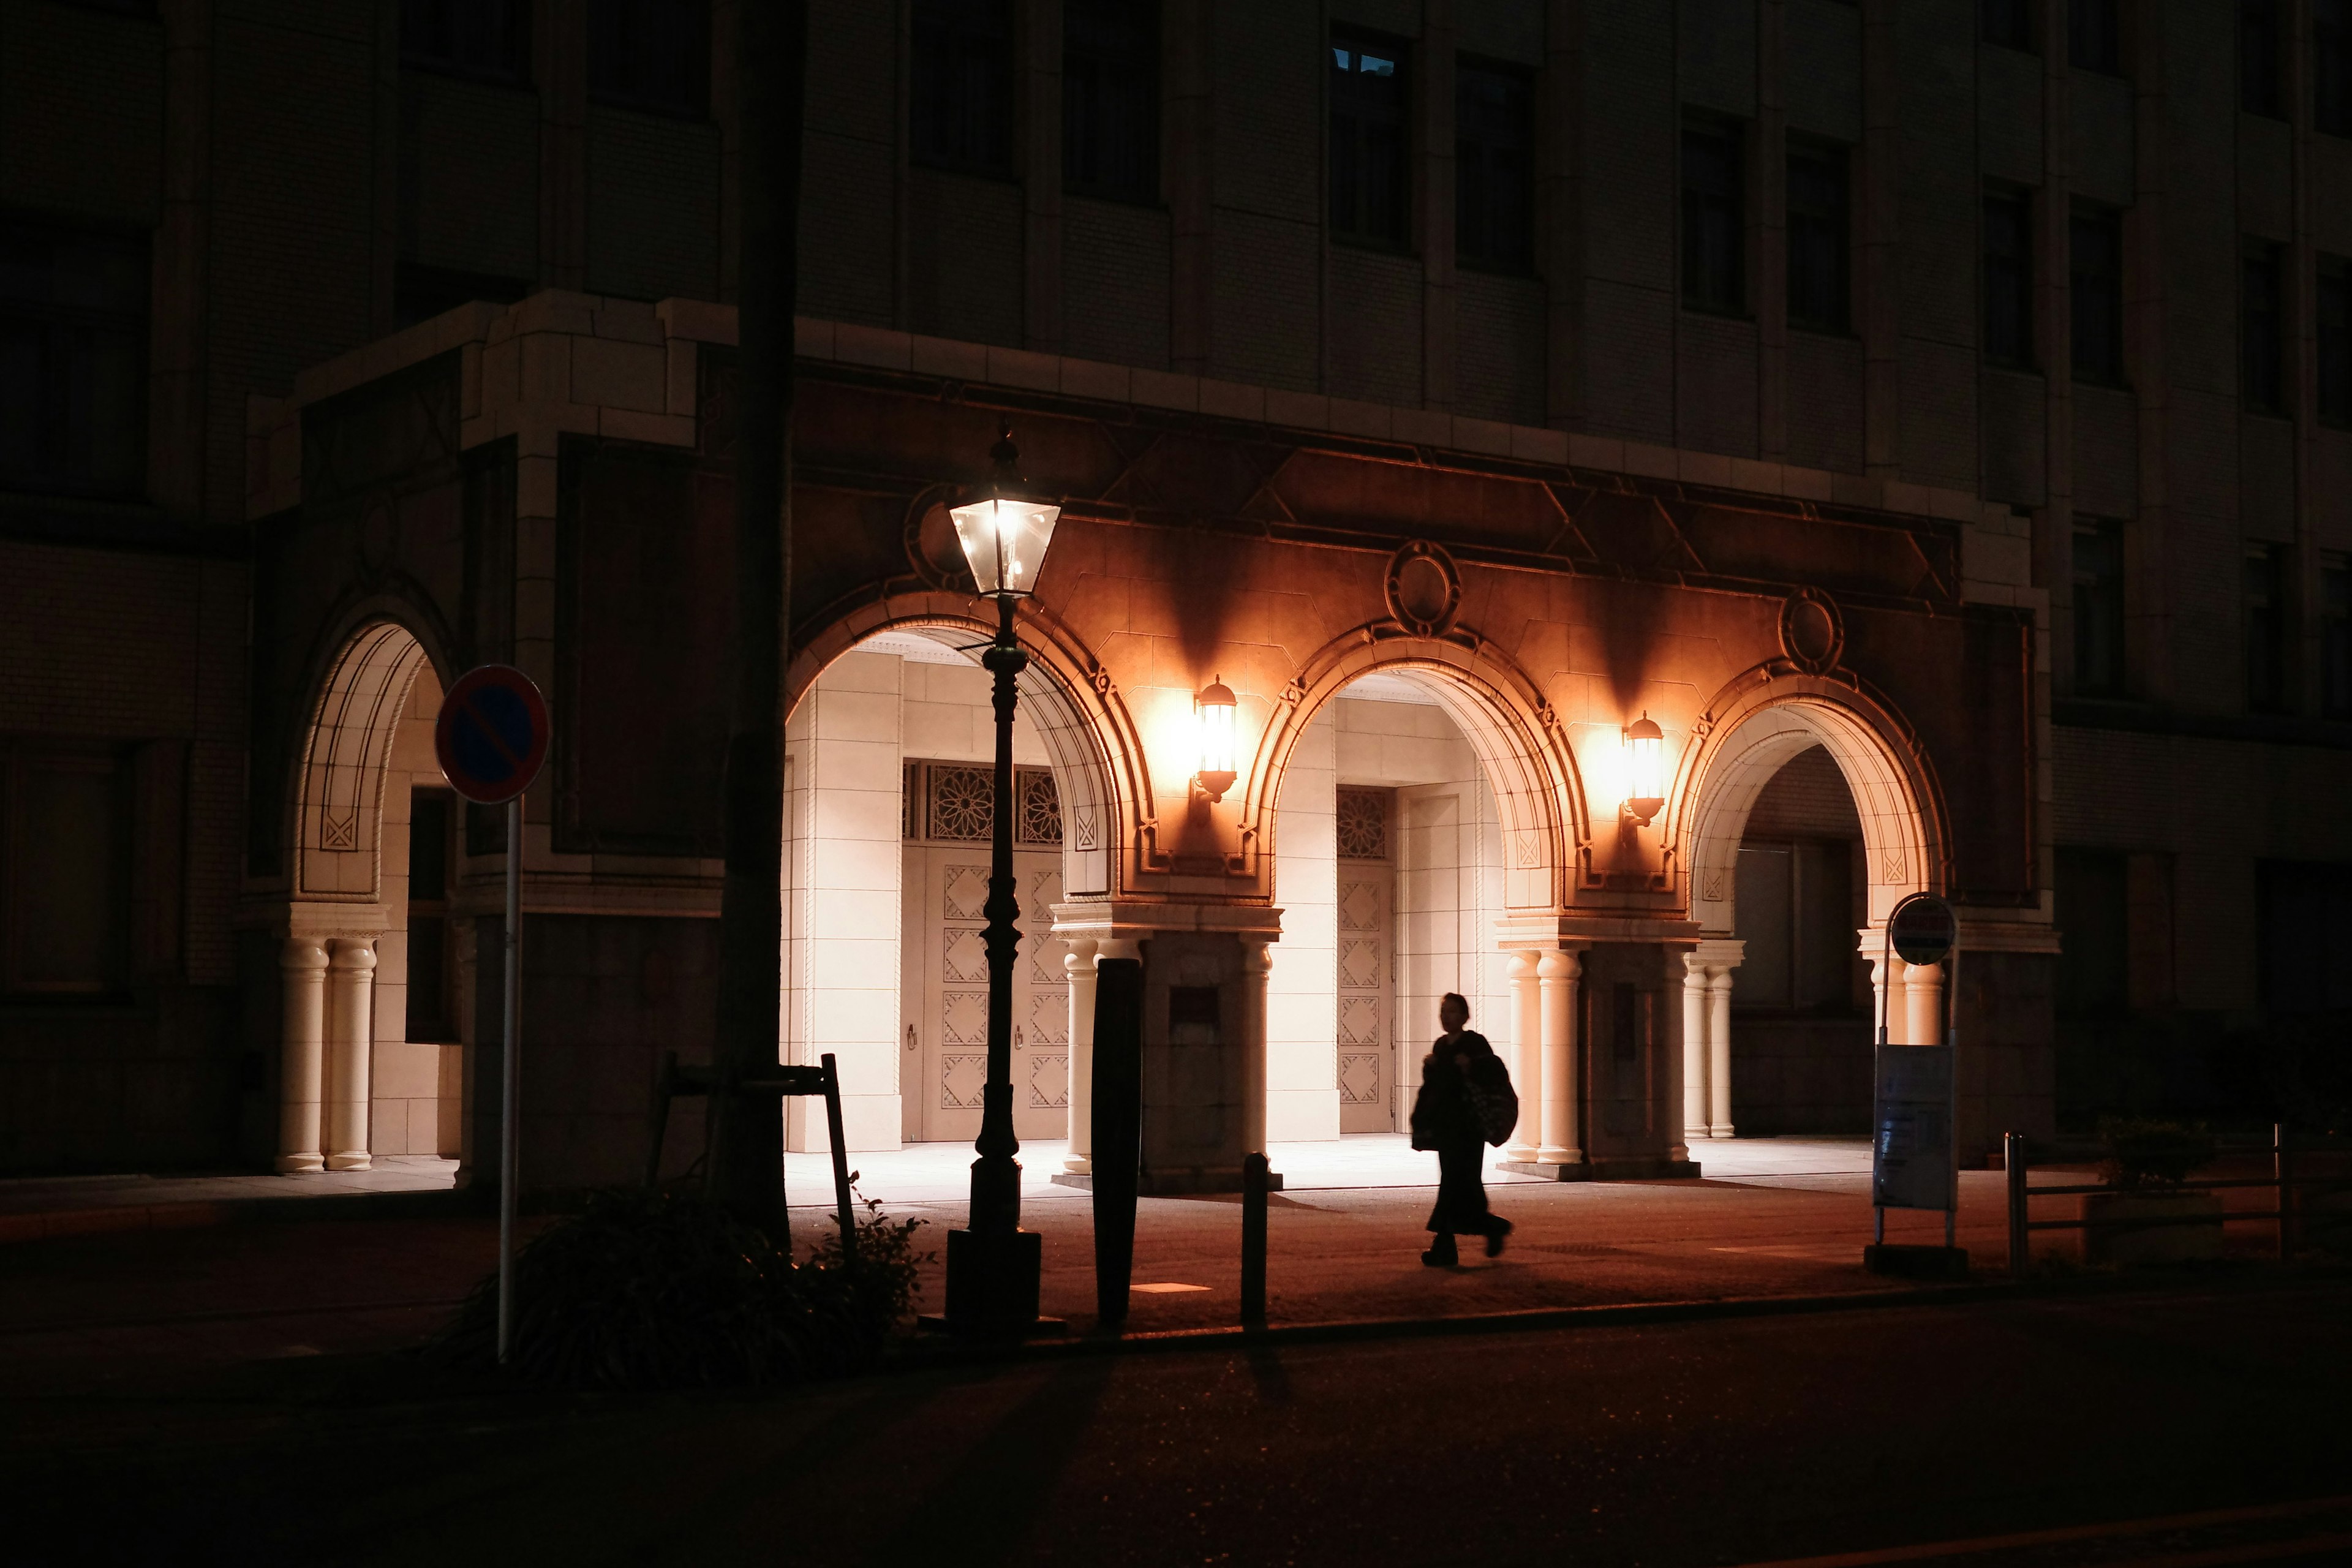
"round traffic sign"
433,665,550,805
1886,892,1957,967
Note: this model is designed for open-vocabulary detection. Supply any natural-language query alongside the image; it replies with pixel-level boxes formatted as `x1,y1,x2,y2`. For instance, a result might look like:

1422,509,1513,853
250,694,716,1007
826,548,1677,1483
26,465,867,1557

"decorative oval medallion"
1777,587,1844,675
1383,540,1462,638
902,486,974,590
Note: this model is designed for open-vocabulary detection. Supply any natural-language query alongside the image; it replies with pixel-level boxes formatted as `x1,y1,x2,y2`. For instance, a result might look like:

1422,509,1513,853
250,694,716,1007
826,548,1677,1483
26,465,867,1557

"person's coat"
1409,1030,1517,1150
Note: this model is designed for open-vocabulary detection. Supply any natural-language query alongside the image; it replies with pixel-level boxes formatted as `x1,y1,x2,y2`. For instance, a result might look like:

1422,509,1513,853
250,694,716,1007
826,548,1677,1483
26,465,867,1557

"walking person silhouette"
1408,992,1517,1267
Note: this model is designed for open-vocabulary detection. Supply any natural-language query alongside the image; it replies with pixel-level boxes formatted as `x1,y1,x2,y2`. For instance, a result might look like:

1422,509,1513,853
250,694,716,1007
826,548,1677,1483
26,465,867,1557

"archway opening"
782,622,1114,1153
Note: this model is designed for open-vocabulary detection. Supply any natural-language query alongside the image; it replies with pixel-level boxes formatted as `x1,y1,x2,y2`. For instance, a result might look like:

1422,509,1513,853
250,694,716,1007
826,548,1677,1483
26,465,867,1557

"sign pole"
1945,938,1960,1250
1874,921,1890,1248
497,793,521,1365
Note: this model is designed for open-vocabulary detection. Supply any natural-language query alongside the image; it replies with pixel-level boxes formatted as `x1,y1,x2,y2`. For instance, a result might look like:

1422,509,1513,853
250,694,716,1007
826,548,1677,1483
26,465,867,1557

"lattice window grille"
1337,787,1390,860
1017,768,1063,845
912,762,1064,844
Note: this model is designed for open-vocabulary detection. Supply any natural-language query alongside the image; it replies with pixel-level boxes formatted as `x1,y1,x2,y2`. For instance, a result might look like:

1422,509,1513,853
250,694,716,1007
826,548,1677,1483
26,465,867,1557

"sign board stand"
1865,892,1969,1281
432,665,551,1366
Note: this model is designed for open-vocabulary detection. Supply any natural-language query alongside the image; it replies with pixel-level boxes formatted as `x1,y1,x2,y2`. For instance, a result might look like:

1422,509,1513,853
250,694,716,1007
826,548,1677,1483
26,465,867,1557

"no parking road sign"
433,665,549,805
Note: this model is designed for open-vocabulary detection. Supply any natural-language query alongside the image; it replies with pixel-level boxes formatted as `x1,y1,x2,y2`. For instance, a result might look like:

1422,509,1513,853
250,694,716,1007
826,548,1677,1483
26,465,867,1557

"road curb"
0,1188,472,1244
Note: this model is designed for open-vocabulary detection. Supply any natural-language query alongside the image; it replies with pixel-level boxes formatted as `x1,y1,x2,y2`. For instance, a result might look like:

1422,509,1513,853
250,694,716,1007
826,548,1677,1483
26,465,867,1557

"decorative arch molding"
292,617,442,903
1242,625,1589,911
788,588,1145,900
1668,665,1951,936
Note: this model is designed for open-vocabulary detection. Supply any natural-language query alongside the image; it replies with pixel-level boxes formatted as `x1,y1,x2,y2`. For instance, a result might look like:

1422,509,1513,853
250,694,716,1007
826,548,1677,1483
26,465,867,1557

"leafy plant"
2097,1117,2218,1192
428,1185,931,1389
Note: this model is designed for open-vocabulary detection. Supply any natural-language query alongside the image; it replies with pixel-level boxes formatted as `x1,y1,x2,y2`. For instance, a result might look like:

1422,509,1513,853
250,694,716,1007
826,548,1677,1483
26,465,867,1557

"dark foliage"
2098,1117,2218,1192
429,1186,932,1389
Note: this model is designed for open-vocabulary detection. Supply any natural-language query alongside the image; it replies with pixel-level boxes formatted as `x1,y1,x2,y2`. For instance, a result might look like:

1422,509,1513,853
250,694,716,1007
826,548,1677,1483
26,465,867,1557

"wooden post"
1091,956,1144,1330
2005,1130,2029,1277
1241,1152,1268,1328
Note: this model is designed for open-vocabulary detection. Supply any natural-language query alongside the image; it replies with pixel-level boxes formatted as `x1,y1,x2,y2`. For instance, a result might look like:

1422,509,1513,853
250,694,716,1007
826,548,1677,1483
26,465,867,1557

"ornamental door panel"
1336,787,1396,1134
911,846,1069,1144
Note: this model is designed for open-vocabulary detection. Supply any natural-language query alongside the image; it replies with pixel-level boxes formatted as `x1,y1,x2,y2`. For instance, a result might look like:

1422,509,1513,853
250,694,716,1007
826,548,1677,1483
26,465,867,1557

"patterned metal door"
916,846,1068,1143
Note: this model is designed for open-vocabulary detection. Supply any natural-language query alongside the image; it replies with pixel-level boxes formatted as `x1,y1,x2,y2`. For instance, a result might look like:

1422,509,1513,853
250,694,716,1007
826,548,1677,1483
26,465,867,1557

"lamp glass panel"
949,497,1061,596
1626,731,1664,803
1196,696,1237,775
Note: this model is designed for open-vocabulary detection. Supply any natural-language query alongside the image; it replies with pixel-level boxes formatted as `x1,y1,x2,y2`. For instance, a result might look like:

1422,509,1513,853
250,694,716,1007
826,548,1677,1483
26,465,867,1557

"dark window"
2073,521,2127,697
2321,0,2352,137
0,219,147,500
1065,0,1158,202
2055,848,2129,1017
1,745,129,997
2241,0,2283,115
1983,0,2035,50
2070,206,2124,383
394,264,531,331
1457,63,1532,271
913,0,1016,177
2069,0,2121,72
587,0,709,118
406,790,454,1042
1330,36,1411,248
1984,190,2034,366
2257,861,2352,1014
1681,121,1745,314
2245,543,2288,712
2242,239,2286,415
2323,554,2352,720
1787,142,1850,332
401,0,529,85
2320,255,2352,425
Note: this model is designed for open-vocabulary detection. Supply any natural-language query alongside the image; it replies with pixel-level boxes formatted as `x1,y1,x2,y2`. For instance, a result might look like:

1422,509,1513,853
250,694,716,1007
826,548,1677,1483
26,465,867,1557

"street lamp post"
941,424,1060,1333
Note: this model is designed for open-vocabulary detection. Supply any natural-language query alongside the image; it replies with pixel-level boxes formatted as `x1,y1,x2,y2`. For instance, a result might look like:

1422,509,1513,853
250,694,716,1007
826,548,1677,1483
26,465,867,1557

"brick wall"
401,74,539,281
584,107,721,303
1064,197,1171,370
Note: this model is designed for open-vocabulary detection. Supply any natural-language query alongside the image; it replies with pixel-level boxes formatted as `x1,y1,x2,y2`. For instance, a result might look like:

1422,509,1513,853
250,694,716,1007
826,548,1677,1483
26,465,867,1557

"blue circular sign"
434,665,550,805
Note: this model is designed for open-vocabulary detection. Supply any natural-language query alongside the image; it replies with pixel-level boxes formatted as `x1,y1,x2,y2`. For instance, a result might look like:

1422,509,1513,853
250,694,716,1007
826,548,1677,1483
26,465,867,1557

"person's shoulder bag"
1458,1035,1520,1147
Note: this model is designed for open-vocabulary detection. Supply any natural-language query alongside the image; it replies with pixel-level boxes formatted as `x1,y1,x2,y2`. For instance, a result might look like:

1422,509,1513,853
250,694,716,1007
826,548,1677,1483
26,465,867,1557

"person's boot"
1485,1218,1513,1258
1422,1234,1458,1267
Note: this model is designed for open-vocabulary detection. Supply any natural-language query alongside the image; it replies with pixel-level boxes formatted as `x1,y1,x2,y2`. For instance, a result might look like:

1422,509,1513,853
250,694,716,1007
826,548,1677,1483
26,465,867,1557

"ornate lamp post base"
935,1226,1051,1333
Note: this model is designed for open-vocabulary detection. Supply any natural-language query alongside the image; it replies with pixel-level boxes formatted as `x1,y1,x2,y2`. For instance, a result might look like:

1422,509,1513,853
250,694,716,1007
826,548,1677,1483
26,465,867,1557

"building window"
1983,0,2035,51
2072,521,2127,698
401,0,529,85
1064,0,1158,202
1330,35,1411,249
1787,142,1850,333
2320,255,2352,425
913,0,1016,178
2068,0,2121,73
587,0,709,118
2243,239,2286,415
1,745,129,997
905,761,1061,845
406,790,454,1042
2070,206,2125,384
1336,788,1391,860
2245,544,2288,713
1681,120,1745,315
1984,190,2034,367
2323,553,2352,720
0,219,148,500
2241,0,2283,115
2054,848,2130,1018
2320,0,2352,137
1456,62,1532,272
2257,861,2352,1014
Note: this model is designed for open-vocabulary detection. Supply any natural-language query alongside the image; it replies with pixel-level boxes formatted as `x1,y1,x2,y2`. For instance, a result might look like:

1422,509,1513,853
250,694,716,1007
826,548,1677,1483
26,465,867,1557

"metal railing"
2003,1125,2349,1273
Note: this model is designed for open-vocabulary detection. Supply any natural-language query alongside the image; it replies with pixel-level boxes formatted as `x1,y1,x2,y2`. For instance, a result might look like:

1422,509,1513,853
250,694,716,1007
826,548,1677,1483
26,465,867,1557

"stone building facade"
1,0,2343,1185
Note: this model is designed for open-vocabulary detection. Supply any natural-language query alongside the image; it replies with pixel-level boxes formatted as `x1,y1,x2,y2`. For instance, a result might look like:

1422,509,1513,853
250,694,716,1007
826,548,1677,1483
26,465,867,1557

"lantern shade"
1194,678,1238,801
1624,713,1666,822
949,495,1061,598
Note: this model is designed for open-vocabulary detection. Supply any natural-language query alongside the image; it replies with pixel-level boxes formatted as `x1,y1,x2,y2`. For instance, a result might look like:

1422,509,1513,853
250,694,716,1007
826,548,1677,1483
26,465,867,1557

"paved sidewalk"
0,1156,460,1242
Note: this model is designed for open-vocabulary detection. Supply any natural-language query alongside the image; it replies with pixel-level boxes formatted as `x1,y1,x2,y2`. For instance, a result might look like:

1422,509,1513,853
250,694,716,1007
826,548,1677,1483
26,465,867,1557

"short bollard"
2005,1131,2029,1276
1240,1152,1268,1328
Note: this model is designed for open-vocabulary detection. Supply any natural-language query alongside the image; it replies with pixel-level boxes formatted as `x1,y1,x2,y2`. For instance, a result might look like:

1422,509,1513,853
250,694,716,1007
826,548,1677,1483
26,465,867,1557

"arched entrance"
782,605,1123,1153
1671,673,1947,1143
275,619,464,1175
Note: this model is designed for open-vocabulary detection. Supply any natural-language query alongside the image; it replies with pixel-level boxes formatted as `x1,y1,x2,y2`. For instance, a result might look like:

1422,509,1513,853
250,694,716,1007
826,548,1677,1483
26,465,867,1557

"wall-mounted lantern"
1193,677,1238,802
1622,713,1666,825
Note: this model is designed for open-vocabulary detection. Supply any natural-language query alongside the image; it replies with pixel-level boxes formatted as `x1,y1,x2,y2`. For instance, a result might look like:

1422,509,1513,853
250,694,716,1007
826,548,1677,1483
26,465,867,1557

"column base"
1535,1146,1583,1165
1708,1124,1736,1140
324,1152,372,1171
1498,1155,1703,1181
1061,1155,1093,1175
274,1153,325,1174
1684,1125,1713,1146
1502,1143,1541,1165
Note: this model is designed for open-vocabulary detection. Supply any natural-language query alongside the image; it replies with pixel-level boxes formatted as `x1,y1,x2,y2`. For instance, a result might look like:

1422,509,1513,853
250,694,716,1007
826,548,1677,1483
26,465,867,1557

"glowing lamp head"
1622,712,1666,826
1193,677,1239,803
949,424,1061,600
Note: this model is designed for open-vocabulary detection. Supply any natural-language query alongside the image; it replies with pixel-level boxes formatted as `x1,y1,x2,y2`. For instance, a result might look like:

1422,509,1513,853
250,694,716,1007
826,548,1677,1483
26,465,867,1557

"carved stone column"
1680,954,1711,1145
276,938,329,1174
1537,949,1581,1164
1504,950,1542,1163
324,937,377,1171
1706,965,1736,1138
1061,937,1099,1173
1864,946,1906,1043
1903,957,1945,1047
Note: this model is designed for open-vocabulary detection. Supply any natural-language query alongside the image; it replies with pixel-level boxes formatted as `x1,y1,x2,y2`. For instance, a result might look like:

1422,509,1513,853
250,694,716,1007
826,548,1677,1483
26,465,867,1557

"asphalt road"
13,1280,2348,1566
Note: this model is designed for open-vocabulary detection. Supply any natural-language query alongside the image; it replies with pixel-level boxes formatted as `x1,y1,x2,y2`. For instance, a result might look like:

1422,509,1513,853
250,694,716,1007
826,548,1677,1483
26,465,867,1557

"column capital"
280,936,329,971
1507,948,1540,979
1536,948,1579,981
327,935,379,970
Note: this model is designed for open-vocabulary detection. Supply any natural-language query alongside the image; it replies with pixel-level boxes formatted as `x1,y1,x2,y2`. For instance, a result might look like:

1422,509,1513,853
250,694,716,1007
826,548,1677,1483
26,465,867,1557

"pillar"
276,938,328,1173
1241,937,1273,1156
1866,948,1906,1043
1680,955,1711,1144
1506,951,1541,1162
325,937,377,1171
1904,957,1945,1047
1706,965,1736,1138
1537,949,1580,1164
1061,938,1099,1173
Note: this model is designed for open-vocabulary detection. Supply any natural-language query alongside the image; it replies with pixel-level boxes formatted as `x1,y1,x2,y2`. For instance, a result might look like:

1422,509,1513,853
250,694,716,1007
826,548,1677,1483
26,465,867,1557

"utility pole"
710,0,810,1237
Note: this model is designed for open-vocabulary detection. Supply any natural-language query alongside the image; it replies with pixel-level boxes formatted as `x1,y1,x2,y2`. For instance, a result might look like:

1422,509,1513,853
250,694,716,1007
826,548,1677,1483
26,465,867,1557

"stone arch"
1244,631,1586,911
292,618,441,903
790,589,1142,901
1671,669,1947,935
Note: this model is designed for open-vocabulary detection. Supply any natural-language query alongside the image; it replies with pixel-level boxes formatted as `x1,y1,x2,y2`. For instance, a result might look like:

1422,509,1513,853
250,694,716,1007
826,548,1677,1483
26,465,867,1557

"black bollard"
1240,1151,1267,1327
1091,957,1144,1330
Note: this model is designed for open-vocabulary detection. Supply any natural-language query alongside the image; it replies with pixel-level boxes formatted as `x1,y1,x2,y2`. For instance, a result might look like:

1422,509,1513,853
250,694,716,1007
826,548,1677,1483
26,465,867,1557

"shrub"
428,1186,931,1389
2097,1117,2218,1193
